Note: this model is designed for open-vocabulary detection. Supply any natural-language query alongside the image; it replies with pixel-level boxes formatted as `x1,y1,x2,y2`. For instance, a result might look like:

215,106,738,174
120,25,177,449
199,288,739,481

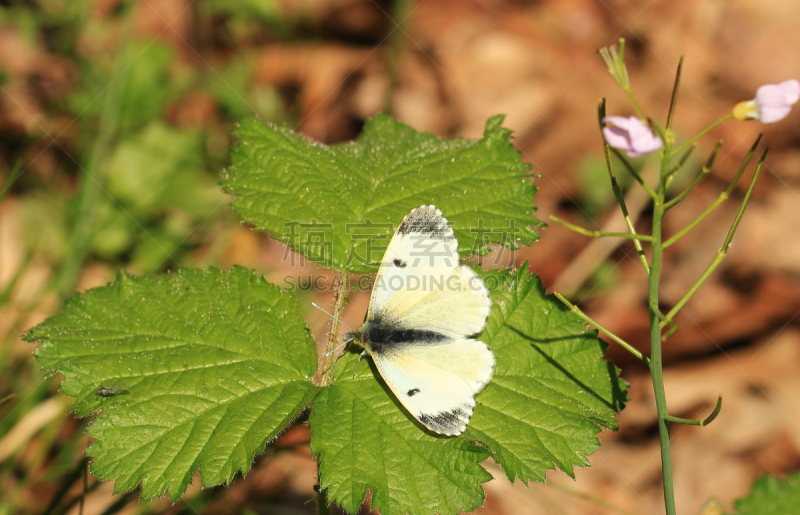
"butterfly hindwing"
370,338,495,436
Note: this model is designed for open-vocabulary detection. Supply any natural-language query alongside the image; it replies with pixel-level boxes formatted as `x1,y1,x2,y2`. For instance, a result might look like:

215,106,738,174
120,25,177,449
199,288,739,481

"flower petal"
780,79,800,104
602,116,637,131
602,116,662,157
758,104,792,124
602,126,633,151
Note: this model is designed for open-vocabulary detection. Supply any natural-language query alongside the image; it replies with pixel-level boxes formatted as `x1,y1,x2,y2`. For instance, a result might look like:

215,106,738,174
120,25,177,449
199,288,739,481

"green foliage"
26,114,626,514
223,115,543,273
71,41,180,135
734,472,800,515
311,353,492,515
468,264,626,481
310,265,627,514
26,267,319,500
107,122,221,218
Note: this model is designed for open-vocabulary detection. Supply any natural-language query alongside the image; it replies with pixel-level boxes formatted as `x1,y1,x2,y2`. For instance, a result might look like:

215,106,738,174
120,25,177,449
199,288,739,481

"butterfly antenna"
311,302,354,331
325,335,354,356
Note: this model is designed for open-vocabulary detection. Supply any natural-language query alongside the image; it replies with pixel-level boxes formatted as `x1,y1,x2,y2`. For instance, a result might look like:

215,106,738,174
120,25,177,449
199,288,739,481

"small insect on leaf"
95,385,127,397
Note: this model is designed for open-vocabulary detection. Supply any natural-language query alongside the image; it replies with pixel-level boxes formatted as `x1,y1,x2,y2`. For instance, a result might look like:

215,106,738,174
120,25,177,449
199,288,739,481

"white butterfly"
347,205,494,436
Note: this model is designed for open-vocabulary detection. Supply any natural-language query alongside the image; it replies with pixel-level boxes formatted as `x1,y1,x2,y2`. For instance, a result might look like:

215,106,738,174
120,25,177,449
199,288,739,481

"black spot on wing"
407,388,420,397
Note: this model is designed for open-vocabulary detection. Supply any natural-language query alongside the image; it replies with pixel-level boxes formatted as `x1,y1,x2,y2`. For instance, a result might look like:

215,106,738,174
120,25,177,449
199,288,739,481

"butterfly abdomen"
363,323,448,354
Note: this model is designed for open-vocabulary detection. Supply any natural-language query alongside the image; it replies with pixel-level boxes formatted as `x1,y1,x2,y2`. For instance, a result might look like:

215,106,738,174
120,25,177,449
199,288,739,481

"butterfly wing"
369,338,495,436
368,205,491,338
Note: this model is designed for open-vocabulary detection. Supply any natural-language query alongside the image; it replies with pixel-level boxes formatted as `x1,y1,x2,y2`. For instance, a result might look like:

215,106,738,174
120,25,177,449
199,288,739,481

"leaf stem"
663,135,762,248
320,272,349,387
554,292,649,365
664,396,722,427
671,114,734,156
318,489,330,515
661,149,767,326
550,215,653,242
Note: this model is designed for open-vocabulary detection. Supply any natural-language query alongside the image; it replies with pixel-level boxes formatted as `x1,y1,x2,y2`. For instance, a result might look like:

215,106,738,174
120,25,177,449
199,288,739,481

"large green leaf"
734,472,800,515
310,264,627,515
223,115,542,273
310,353,492,515
25,267,318,500
467,264,627,482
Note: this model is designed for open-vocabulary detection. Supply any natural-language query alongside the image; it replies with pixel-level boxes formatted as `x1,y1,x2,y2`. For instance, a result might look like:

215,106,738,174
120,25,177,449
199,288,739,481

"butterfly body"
348,205,494,436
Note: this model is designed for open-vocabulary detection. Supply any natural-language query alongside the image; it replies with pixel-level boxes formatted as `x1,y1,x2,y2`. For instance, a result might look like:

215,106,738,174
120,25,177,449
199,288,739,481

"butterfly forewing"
367,206,491,338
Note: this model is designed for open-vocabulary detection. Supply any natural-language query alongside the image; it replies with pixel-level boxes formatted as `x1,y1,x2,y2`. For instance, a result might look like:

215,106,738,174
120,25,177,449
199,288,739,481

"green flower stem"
665,140,722,210
664,396,722,427
666,143,695,186
671,114,734,156
661,319,678,341
597,100,650,274
624,87,646,120
666,56,684,131
610,148,658,199
648,157,677,515
550,215,654,242
320,272,349,387
554,292,650,365
661,149,767,326
663,135,762,248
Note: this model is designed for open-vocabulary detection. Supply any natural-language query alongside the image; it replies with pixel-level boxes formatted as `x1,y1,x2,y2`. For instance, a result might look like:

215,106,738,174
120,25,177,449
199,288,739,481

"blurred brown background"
2,0,800,514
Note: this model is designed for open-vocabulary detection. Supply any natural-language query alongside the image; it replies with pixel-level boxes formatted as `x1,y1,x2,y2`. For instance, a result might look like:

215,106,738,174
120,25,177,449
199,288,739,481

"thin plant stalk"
648,157,677,515
665,140,722,210
664,135,762,248
671,114,734,156
599,99,651,274
665,56,684,131
661,149,767,325
550,216,653,242
555,293,649,365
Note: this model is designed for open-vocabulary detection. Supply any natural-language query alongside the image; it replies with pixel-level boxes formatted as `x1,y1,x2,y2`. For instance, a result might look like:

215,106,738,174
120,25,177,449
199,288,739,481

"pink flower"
602,116,663,157
733,80,800,123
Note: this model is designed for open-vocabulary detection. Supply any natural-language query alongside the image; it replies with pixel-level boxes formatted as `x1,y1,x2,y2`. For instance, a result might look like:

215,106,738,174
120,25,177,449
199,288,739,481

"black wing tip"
418,404,473,436
397,205,453,240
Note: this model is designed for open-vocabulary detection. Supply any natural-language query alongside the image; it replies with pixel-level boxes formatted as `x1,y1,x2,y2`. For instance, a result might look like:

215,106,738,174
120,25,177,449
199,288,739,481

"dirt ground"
2,1,800,514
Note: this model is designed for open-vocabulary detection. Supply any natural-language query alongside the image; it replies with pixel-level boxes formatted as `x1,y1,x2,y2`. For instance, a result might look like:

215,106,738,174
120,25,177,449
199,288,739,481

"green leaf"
310,353,492,515
734,472,800,515
25,267,318,500
310,264,626,515
223,115,542,273
467,264,626,482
